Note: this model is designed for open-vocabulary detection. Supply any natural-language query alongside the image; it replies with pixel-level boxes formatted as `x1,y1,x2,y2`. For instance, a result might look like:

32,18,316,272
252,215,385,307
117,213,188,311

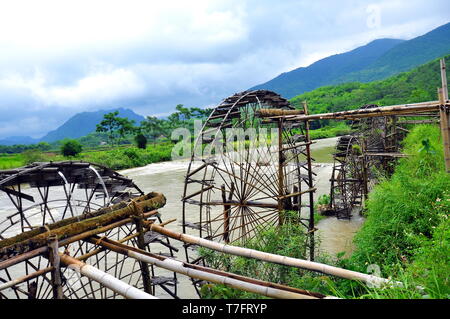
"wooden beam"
0,186,34,202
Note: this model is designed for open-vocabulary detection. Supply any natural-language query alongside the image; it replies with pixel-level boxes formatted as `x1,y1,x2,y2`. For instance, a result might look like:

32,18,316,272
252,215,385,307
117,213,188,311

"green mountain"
336,22,450,83
251,38,404,98
251,22,450,98
40,108,145,143
290,55,450,118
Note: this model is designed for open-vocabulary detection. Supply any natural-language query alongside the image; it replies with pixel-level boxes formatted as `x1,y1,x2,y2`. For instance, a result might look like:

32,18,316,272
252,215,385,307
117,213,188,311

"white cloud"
0,0,449,138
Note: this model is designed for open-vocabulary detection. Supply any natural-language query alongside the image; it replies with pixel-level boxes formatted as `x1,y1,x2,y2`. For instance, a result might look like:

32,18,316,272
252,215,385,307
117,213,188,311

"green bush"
22,149,48,164
135,133,148,149
61,139,83,157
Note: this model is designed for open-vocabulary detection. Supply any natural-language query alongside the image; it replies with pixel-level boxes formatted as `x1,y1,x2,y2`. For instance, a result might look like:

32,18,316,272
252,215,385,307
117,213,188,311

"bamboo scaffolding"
149,223,400,287
0,192,163,250
59,253,157,299
86,236,326,299
0,209,159,269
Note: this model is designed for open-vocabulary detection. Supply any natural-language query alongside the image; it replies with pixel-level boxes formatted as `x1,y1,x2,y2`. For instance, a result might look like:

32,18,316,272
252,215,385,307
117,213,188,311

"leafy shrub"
135,133,148,149
22,149,47,164
61,139,83,157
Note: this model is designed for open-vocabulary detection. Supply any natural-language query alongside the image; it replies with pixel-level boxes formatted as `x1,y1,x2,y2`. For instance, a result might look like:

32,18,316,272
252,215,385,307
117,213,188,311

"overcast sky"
0,0,449,139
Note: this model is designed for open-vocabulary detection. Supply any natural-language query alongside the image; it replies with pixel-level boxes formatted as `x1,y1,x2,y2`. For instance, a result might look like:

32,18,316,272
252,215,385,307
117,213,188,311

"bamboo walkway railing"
149,223,400,288
59,253,157,299
87,235,328,299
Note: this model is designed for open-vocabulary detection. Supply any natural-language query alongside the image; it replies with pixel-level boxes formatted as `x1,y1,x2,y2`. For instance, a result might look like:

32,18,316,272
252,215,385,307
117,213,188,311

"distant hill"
251,22,450,98
0,136,39,146
40,108,145,143
0,108,146,146
290,54,450,117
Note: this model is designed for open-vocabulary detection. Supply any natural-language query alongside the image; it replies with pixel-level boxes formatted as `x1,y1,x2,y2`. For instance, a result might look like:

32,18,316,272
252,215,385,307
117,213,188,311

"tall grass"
335,125,450,298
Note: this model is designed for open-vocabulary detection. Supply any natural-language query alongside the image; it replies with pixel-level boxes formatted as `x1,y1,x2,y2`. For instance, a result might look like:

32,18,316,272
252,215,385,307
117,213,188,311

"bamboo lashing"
149,223,400,288
59,253,157,299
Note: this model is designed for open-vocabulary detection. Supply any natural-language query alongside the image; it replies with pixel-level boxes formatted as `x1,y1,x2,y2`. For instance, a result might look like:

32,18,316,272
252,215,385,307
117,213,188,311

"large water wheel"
181,90,316,293
0,161,178,299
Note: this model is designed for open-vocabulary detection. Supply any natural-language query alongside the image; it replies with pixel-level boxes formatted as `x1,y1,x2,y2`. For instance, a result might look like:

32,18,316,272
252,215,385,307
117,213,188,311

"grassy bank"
0,142,175,170
338,124,449,298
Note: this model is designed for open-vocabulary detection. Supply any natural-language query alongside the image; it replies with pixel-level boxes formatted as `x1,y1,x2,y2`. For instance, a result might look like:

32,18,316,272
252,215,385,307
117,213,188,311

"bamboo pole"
59,253,157,299
87,236,324,299
149,223,399,288
439,59,450,173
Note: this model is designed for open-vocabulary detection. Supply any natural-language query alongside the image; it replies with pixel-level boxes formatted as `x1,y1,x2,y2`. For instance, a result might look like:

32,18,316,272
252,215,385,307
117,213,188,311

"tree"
96,111,136,145
61,139,83,157
36,142,51,151
134,133,148,149
140,116,170,140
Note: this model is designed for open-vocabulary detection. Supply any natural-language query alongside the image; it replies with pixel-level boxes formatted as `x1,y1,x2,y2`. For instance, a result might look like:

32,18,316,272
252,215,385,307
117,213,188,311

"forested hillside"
290,55,450,121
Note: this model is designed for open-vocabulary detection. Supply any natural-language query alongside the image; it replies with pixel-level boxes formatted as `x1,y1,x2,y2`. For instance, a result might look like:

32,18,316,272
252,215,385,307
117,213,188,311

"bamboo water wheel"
0,161,178,299
329,135,365,219
181,90,316,292
329,104,412,218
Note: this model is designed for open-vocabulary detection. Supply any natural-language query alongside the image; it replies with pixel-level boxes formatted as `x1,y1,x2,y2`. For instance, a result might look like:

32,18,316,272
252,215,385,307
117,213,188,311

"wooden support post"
221,183,233,243
277,120,285,226
302,101,315,261
438,88,450,173
361,139,369,202
131,203,153,295
47,235,64,299
440,59,450,173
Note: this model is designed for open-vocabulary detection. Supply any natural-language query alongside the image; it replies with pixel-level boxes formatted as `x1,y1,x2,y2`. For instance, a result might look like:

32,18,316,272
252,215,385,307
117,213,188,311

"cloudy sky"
0,0,449,139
